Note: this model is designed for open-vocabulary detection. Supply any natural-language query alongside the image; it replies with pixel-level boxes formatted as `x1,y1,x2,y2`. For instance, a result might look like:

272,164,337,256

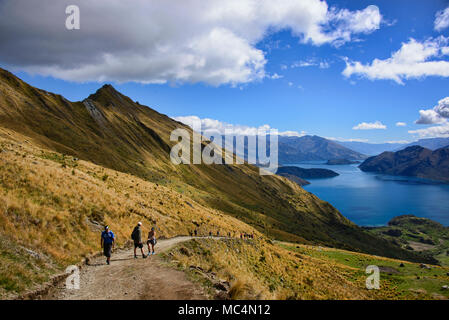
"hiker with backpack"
131,222,147,259
147,227,157,255
101,225,115,265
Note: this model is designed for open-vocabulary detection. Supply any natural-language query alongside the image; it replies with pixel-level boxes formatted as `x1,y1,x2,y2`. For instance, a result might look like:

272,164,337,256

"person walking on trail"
131,222,146,259
147,227,157,255
101,225,115,265
194,229,197,237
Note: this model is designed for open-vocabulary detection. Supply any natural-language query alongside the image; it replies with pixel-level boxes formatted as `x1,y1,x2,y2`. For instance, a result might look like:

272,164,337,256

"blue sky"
2,0,449,143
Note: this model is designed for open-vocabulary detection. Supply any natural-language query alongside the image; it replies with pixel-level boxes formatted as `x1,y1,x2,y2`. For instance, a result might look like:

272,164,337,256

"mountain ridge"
0,67,428,262
359,145,449,183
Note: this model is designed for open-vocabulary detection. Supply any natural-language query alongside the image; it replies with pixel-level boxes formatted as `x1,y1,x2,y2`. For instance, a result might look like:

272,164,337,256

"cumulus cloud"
343,37,449,84
409,123,449,138
435,6,449,32
0,0,382,85
395,122,407,127
415,97,449,124
409,97,449,138
172,115,306,137
353,121,387,130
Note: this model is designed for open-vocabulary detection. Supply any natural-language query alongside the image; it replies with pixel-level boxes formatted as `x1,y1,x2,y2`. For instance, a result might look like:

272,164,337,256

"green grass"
367,215,449,266
278,242,449,299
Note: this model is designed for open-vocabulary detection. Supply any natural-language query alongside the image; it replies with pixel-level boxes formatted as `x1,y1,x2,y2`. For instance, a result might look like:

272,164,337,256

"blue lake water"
294,162,449,227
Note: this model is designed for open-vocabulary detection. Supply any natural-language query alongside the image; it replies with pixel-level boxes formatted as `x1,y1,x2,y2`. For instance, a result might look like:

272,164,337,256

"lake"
294,161,449,227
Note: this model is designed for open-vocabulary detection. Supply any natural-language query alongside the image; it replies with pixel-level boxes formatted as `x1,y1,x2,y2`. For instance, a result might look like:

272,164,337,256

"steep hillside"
359,146,449,183
164,238,449,300
0,129,257,297
278,136,366,163
0,68,428,263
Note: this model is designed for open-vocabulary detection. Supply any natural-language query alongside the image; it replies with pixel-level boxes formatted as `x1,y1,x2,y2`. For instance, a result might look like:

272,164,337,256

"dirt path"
44,236,211,300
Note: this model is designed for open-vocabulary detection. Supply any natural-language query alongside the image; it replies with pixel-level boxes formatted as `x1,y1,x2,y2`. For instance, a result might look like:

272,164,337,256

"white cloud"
0,0,382,85
415,97,449,124
328,137,369,142
172,115,306,137
291,58,330,69
435,7,449,32
409,97,449,138
385,140,410,144
269,73,283,80
353,121,387,130
343,37,449,84
409,123,449,138
395,122,407,127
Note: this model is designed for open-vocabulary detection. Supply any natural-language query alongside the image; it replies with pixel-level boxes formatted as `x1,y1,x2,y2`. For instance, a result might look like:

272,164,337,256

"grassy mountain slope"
367,215,449,266
164,238,449,300
0,129,257,297
0,68,431,266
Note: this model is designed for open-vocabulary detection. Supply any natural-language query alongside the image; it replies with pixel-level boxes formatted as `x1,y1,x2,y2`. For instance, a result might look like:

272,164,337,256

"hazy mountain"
0,67,422,260
278,135,366,163
359,145,449,183
337,138,449,156
336,141,406,156
396,138,449,151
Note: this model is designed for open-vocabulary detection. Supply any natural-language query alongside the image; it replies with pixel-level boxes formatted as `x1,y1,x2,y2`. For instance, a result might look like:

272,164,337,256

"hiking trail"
44,236,213,300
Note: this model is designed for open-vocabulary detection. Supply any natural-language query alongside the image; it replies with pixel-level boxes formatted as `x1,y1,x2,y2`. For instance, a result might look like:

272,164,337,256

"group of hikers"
191,229,255,240
100,222,255,265
100,222,157,265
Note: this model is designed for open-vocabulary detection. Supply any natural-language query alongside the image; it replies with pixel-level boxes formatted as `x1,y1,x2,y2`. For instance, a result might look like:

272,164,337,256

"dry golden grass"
0,128,259,297
163,238,374,300
164,237,449,300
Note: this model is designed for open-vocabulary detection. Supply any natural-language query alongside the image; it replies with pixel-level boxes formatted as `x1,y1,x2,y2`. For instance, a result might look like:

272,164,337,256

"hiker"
101,225,115,265
147,227,157,255
217,231,220,237
209,231,212,237
194,229,198,237
131,222,146,259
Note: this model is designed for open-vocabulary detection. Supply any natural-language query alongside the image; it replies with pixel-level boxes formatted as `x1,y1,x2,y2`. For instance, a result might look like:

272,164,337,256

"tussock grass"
163,238,373,300
0,129,258,297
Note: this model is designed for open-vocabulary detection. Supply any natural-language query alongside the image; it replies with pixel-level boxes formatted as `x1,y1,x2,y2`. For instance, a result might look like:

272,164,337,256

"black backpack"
131,227,138,241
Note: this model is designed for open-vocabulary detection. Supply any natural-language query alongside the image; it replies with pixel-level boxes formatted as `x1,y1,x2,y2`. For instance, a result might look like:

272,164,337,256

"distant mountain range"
359,145,449,183
278,135,366,164
337,138,449,156
336,141,405,156
398,138,449,152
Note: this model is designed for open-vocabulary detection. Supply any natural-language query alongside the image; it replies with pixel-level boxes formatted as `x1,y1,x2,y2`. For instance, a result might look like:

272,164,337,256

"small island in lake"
326,159,360,165
276,166,339,186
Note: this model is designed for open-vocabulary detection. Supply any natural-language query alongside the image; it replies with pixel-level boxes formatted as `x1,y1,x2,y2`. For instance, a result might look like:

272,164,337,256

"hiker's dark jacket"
133,226,142,243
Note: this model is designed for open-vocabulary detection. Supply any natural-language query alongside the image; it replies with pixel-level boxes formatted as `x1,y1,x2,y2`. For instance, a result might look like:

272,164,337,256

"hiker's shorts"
147,239,156,246
134,242,143,249
103,243,112,258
